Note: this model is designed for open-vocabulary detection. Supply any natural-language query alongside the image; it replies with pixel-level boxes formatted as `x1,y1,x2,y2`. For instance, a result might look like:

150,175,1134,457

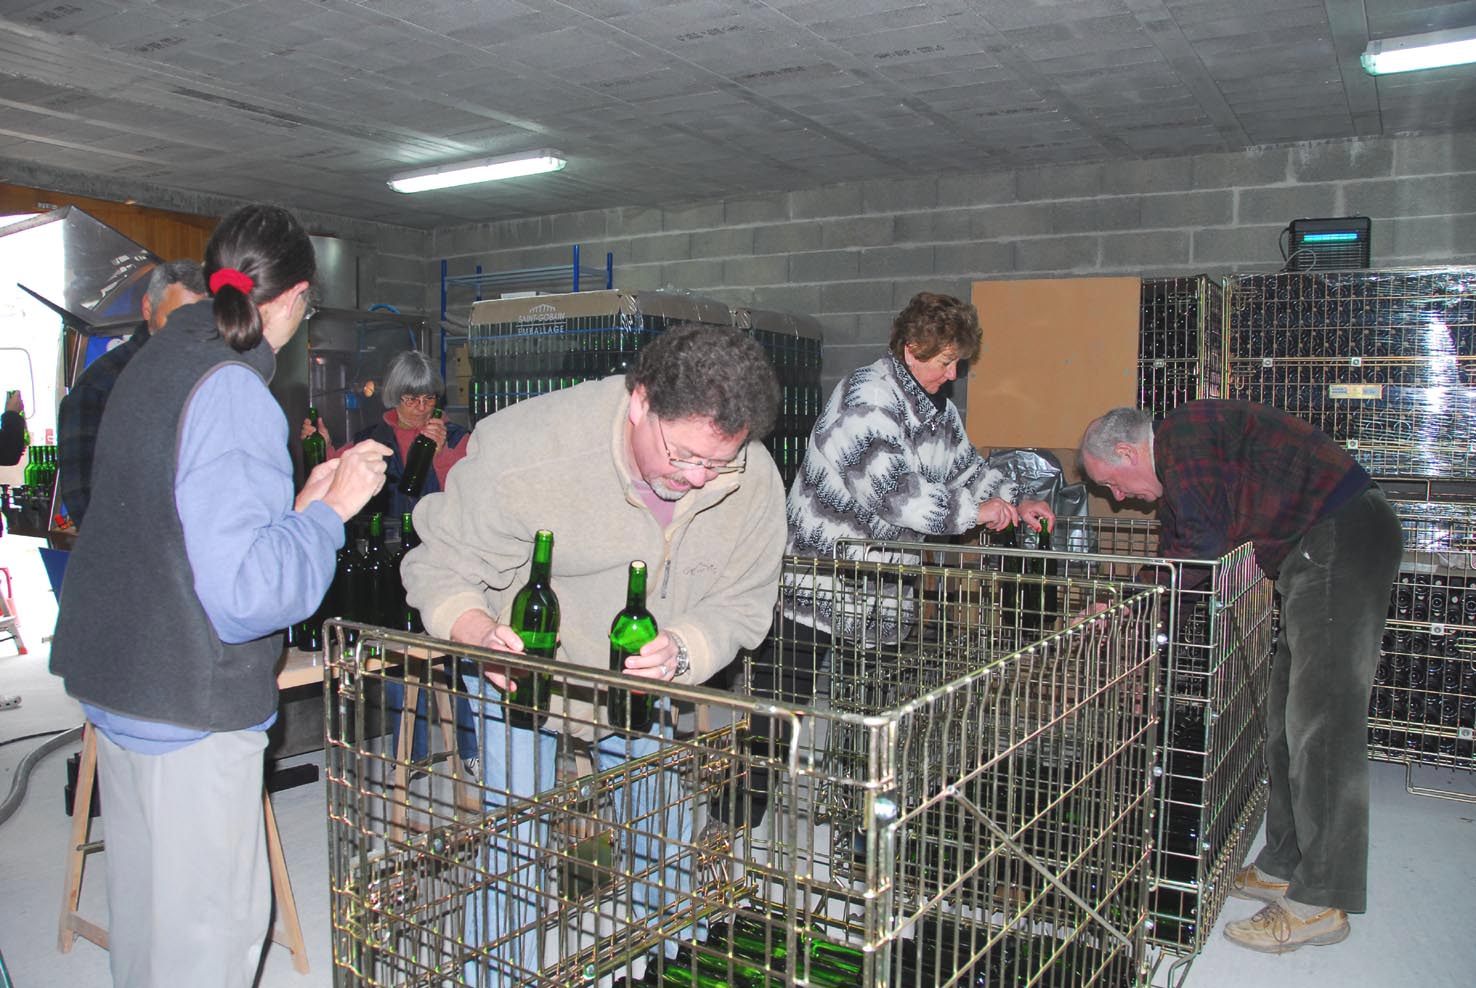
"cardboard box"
449,343,472,378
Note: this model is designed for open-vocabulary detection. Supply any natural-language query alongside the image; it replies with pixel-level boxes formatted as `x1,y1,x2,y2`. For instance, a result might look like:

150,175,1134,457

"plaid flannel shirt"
1154,400,1370,578
57,323,150,528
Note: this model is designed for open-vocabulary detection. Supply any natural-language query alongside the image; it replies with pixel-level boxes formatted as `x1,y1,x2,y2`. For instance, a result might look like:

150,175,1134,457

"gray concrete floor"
2,535,1472,987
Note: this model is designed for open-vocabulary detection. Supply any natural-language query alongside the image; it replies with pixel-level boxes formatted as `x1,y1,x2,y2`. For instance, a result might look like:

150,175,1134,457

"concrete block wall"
431,132,1476,393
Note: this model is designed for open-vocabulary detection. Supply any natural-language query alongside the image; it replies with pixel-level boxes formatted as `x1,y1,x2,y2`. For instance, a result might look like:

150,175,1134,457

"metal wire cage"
1138,276,1226,423
463,290,734,421
1371,497,1476,785
321,565,1159,988
863,520,1274,967
1224,268,1476,480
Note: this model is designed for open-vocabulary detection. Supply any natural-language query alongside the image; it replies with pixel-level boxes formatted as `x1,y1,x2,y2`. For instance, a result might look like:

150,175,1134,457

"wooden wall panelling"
0,183,214,261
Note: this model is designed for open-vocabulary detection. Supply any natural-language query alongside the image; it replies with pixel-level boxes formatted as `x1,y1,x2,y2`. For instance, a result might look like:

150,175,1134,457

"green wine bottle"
334,521,364,646
608,560,658,733
361,512,390,626
1037,517,1059,625
397,407,442,498
393,511,423,633
725,917,859,988
507,529,558,730
302,405,327,472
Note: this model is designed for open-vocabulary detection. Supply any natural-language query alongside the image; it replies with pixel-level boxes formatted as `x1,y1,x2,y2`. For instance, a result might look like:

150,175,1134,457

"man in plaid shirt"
58,260,205,529
1080,401,1402,954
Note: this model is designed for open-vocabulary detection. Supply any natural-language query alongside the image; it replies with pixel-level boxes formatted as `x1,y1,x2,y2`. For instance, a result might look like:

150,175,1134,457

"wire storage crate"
322,563,1157,988
1138,276,1225,422
878,520,1274,968
1370,496,1476,789
463,290,734,423
731,307,825,492
1224,268,1476,480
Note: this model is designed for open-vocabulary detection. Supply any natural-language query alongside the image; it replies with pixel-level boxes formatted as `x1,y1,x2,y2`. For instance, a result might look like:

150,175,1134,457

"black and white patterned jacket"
783,353,1017,638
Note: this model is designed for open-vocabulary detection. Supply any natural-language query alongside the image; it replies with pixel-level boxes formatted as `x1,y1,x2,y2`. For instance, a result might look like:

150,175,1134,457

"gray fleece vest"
50,301,283,731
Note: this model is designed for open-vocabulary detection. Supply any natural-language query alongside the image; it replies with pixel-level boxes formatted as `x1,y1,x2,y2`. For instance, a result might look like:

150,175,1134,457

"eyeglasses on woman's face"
400,393,437,409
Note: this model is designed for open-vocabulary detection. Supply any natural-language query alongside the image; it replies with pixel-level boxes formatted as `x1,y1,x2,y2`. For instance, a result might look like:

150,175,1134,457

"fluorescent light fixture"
388,150,566,194
1361,26,1476,75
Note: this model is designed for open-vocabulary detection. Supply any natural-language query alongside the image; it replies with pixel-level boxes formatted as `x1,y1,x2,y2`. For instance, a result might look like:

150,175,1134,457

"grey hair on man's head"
145,259,206,309
626,324,779,441
1079,407,1154,465
382,350,444,409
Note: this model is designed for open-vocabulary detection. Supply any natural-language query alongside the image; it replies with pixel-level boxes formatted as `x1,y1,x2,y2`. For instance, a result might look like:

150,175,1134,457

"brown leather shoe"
1223,901,1350,954
1229,864,1290,903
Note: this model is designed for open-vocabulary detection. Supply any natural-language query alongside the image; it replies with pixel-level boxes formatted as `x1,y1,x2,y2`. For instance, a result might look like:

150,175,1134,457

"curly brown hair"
888,291,982,363
626,324,779,440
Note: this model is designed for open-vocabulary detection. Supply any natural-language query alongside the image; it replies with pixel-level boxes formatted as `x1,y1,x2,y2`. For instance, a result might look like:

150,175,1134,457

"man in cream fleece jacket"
403,323,785,986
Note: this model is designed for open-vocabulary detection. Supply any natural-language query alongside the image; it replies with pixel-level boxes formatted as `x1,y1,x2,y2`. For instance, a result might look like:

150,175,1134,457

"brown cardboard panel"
966,277,1141,451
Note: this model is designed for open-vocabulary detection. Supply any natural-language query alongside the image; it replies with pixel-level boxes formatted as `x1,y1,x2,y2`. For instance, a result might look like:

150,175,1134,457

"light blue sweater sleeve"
175,364,344,645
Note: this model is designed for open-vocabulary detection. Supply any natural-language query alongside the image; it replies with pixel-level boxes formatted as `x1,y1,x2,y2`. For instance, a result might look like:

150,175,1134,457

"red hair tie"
209,268,255,295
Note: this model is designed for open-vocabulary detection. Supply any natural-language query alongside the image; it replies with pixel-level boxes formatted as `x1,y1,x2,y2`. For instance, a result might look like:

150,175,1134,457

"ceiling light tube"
1361,26,1476,75
388,150,566,194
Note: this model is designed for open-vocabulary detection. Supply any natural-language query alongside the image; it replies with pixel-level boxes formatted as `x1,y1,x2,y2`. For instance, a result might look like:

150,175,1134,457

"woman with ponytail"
51,204,392,988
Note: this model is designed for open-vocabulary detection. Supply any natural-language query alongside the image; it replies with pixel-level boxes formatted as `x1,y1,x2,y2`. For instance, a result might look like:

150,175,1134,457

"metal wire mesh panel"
852,523,1276,960
460,293,823,490
1370,498,1476,773
464,290,733,422
1138,276,1225,422
322,567,1157,988
1225,268,1476,479
732,308,824,491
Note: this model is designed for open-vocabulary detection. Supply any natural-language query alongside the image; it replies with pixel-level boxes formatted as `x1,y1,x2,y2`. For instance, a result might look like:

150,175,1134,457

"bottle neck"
626,564,648,609
530,532,553,581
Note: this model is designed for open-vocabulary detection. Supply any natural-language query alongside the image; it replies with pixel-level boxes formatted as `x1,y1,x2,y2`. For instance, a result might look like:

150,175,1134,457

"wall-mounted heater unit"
1285,216,1372,270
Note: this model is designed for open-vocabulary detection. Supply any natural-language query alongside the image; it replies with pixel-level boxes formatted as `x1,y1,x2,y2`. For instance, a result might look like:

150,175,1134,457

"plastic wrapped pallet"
731,307,824,489
464,289,734,421
1226,268,1476,480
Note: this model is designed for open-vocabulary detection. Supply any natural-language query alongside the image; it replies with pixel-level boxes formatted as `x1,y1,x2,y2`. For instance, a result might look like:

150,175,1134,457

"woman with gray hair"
300,349,470,519
301,348,476,772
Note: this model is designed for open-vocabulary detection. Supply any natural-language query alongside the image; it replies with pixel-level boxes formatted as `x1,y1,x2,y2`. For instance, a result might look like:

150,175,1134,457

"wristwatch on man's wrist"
668,630,690,678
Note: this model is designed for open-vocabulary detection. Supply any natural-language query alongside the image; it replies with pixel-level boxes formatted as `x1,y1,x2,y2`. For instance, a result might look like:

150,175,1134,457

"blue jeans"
461,674,693,988
386,660,478,762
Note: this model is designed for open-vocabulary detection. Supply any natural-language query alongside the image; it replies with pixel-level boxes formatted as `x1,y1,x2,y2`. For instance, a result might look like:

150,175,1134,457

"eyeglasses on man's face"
655,416,746,474
400,393,437,408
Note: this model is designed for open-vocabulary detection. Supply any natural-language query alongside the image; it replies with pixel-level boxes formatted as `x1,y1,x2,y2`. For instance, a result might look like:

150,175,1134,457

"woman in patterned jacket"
712,291,1054,831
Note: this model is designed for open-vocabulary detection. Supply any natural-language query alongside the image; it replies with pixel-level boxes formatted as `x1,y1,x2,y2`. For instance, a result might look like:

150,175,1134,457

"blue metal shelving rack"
437,245,614,408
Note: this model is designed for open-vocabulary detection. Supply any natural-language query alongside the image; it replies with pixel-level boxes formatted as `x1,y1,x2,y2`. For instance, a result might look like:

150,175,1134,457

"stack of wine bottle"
1148,703,1209,948
985,520,1058,639
1369,571,1476,760
1138,276,1225,422
282,509,420,653
1225,269,1476,479
21,443,58,490
461,293,823,491
613,913,1134,988
742,325,822,491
